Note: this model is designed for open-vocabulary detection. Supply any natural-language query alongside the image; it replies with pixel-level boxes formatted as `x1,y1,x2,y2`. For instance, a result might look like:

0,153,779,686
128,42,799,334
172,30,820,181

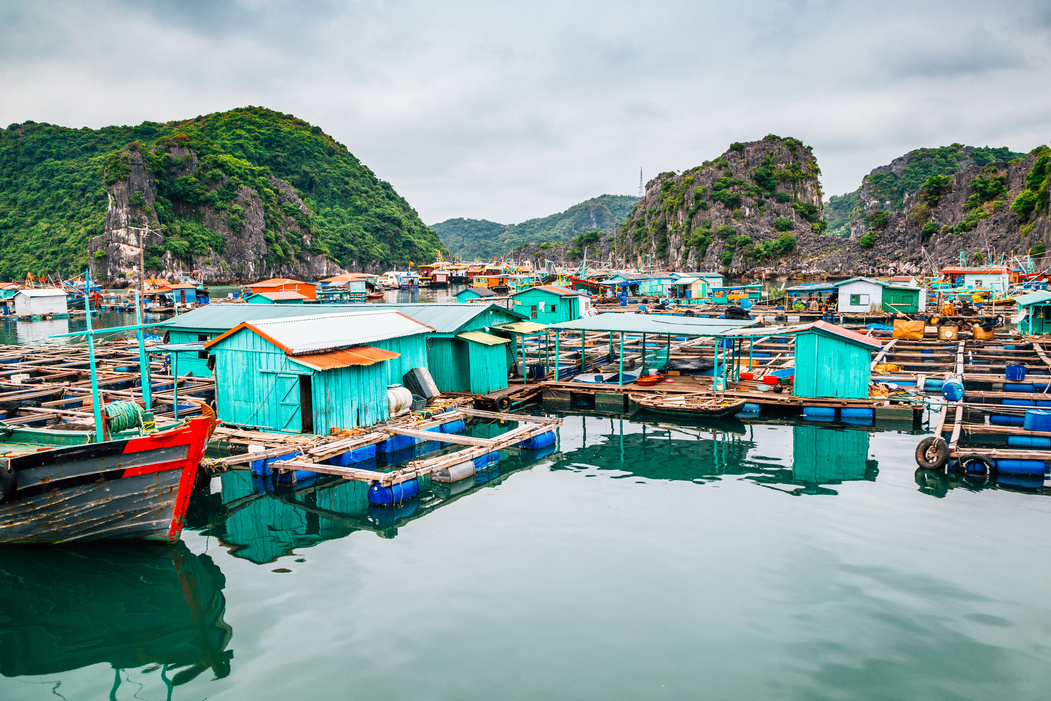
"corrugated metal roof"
205,311,431,355
16,288,67,297
287,345,400,370
724,320,882,349
548,313,757,337
457,286,497,297
1015,291,1051,307
253,291,307,301
493,321,548,334
163,302,525,334
673,277,700,285
456,330,510,346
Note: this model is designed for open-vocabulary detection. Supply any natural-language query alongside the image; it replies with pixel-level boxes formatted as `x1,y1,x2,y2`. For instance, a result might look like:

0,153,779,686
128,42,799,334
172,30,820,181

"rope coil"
104,401,145,433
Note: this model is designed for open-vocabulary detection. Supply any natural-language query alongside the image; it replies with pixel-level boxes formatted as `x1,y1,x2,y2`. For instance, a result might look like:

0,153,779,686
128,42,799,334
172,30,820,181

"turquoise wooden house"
511,285,585,324
204,311,432,434
1016,291,1051,335
791,321,880,399
456,286,498,302
246,291,308,304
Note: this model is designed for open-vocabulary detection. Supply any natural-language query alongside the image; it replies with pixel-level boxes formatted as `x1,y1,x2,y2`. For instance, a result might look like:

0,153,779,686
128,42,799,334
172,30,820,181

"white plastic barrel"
431,461,477,484
387,385,413,417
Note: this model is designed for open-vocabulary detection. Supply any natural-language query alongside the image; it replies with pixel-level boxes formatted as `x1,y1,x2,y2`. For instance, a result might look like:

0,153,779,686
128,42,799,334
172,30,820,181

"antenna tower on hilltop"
638,168,643,198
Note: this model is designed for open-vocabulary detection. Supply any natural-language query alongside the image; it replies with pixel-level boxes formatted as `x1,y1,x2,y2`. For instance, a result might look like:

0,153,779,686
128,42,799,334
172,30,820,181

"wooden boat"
0,411,214,543
629,392,747,418
366,292,386,300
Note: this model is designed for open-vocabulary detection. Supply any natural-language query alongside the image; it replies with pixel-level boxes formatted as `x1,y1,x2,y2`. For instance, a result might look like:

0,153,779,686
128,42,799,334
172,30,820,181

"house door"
274,373,302,432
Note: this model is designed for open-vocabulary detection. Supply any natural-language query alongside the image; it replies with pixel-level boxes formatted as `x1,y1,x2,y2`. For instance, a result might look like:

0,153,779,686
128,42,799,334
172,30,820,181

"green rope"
104,401,145,434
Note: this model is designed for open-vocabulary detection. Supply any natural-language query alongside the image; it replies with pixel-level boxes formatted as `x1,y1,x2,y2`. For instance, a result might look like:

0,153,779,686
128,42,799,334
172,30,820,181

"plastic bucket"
1023,409,1051,432
1006,364,1026,381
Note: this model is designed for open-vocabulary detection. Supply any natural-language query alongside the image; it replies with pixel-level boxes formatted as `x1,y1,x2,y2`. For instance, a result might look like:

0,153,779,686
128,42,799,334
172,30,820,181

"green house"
1015,290,1051,335
791,321,882,399
456,286,498,302
205,311,431,434
511,285,585,324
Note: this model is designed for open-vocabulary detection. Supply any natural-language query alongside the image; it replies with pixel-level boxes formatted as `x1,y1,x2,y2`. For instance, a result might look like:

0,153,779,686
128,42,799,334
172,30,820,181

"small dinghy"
629,392,747,418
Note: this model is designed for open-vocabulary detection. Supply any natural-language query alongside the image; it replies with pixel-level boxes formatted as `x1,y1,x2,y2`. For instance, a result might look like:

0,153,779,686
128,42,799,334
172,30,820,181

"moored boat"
0,410,214,543
629,392,747,418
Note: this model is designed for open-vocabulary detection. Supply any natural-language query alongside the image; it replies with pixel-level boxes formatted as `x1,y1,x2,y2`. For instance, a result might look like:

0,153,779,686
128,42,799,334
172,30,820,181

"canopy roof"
547,313,758,337
456,331,510,346
1014,290,1051,307
493,321,548,334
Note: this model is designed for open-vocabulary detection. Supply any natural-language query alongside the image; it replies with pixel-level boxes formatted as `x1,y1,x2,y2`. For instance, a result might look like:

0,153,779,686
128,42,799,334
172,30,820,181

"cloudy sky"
2,0,1049,225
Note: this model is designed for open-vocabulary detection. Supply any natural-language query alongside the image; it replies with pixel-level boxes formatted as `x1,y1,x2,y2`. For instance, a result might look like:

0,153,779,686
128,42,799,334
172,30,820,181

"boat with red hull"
0,415,213,544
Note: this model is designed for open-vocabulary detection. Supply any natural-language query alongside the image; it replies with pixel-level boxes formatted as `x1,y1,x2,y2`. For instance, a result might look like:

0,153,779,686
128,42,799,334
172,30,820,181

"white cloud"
1,0,1048,225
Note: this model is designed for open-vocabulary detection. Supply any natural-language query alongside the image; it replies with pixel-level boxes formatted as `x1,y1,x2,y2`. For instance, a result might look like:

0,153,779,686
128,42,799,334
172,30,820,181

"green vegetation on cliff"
431,194,636,261
0,107,444,279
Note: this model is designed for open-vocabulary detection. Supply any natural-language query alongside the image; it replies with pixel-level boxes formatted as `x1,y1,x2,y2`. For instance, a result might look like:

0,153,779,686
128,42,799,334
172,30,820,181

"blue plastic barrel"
378,434,415,454
942,379,964,401
738,402,762,415
368,478,420,506
329,444,378,466
1003,399,1036,407
440,419,467,434
1005,383,1035,393
802,406,835,422
473,452,500,469
993,459,1046,476
518,431,555,450
251,452,295,476
923,378,944,391
1006,364,1026,381
991,415,1025,426
1007,436,1051,449
1023,409,1051,432
841,408,874,420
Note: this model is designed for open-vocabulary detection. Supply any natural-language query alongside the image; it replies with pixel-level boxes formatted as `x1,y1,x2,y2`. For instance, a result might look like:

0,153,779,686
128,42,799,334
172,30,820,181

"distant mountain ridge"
431,194,636,260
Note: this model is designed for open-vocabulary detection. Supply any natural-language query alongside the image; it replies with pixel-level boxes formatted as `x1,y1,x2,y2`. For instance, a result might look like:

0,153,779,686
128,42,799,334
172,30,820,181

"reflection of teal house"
511,285,585,324
205,311,431,434
1016,291,1051,335
792,425,873,483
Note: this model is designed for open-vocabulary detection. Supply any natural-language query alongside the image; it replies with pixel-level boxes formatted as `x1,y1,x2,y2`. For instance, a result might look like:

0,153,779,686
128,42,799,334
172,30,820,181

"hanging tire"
496,396,512,411
0,461,15,504
193,463,212,492
914,436,949,470
956,453,994,476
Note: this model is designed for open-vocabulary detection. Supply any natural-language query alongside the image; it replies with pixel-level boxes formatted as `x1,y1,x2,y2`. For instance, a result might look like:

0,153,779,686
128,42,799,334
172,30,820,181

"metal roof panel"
456,331,510,346
287,345,400,370
548,313,757,337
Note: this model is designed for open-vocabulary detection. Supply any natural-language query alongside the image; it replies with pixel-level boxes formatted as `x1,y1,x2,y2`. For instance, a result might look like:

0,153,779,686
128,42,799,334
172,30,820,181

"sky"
1,0,1049,226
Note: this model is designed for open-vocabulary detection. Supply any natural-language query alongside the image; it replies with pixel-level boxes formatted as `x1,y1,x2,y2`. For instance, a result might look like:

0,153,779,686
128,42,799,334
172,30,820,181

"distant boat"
629,392,747,418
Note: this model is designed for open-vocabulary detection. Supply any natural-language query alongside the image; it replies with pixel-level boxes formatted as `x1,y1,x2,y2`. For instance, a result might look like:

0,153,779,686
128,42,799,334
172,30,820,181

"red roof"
251,278,308,288
287,345,400,371
938,267,1008,275
254,291,307,301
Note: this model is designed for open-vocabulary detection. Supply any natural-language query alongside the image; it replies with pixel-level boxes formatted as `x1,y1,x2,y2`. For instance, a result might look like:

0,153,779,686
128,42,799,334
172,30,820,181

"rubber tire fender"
956,452,994,476
496,396,512,412
914,436,950,470
0,461,15,504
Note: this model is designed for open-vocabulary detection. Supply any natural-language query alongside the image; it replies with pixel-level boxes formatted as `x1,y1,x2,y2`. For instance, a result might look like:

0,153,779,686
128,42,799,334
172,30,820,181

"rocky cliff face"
842,145,1051,273
610,136,893,277
89,143,342,284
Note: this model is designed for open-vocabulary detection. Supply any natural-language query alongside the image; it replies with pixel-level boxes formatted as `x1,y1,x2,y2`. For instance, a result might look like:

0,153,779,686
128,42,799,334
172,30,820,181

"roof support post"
618,332,624,385
555,331,560,381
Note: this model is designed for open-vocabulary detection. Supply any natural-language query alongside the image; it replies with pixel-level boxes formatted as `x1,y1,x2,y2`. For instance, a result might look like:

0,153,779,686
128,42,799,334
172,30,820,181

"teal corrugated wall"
793,333,870,399
372,334,428,385
313,362,389,432
165,329,213,377
427,338,471,392
467,342,509,394
512,290,575,324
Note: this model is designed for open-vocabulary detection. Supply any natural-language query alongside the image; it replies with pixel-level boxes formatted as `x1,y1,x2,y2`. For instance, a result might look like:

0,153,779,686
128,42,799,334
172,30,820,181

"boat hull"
0,417,211,544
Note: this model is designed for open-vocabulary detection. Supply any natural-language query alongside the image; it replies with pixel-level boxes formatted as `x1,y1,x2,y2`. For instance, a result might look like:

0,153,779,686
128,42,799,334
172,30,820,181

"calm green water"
2,414,1051,700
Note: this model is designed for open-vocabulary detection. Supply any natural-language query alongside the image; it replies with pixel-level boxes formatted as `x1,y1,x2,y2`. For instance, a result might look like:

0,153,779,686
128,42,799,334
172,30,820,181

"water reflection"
192,447,552,563
915,468,1047,498
0,542,232,690
554,415,878,494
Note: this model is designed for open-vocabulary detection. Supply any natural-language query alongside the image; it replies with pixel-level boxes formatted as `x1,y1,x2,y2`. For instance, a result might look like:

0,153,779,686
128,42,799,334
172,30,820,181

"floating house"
13,288,68,317
161,302,526,394
247,278,317,301
456,286,498,302
669,276,709,301
695,272,724,288
204,311,432,434
937,267,1010,294
1015,290,1051,335
602,273,677,297
834,277,923,314
785,283,837,311
246,291,308,305
511,285,587,324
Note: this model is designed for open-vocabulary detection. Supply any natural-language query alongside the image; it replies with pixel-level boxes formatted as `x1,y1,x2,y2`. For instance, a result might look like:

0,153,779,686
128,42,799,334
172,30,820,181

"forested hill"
0,107,446,282
431,194,636,260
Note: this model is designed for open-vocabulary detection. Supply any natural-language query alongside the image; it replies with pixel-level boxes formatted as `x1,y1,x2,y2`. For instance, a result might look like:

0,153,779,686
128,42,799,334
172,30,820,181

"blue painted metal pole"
555,331,560,381
84,269,104,442
618,332,624,385
134,291,152,411
172,353,179,421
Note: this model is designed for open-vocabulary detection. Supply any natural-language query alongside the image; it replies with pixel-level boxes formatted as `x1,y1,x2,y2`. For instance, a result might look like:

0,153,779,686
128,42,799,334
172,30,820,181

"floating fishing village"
6,3,1051,694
